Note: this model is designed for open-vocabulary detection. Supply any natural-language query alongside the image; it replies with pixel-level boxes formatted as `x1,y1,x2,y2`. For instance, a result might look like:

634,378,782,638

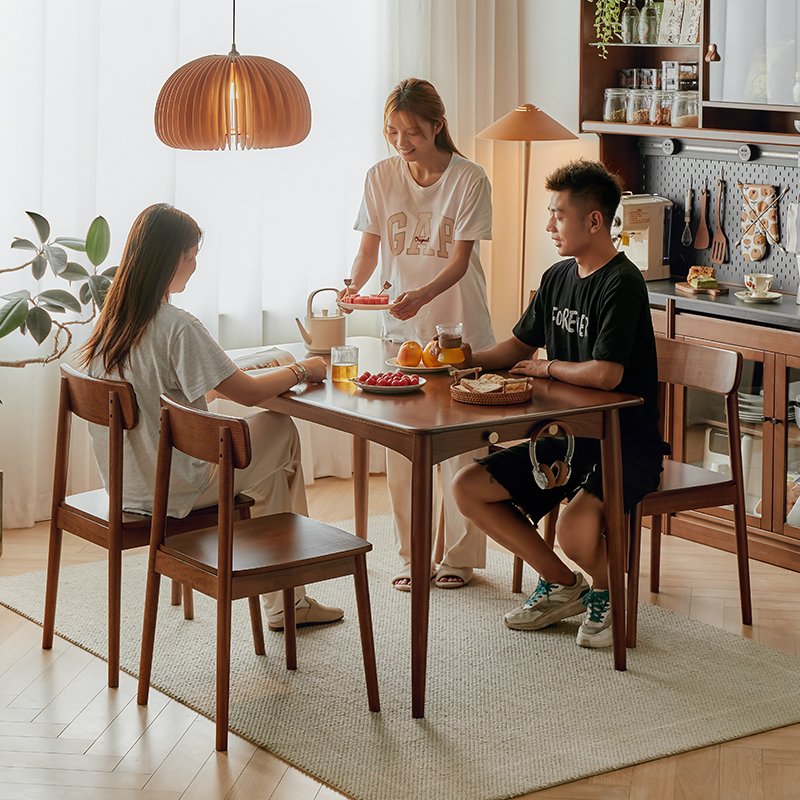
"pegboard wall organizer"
639,137,800,295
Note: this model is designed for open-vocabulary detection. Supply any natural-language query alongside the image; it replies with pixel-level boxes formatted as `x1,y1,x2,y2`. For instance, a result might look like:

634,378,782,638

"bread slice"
687,265,715,283
460,374,505,394
689,276,718,289
502,379,529,393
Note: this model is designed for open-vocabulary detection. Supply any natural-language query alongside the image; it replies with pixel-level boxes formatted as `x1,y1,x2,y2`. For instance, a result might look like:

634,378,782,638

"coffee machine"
611,193,673,281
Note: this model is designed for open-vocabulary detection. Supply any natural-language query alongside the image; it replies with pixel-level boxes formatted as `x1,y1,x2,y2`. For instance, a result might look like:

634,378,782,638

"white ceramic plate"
384,356,449,374
352,376,426,394
337,300,396,311
735,291,782,304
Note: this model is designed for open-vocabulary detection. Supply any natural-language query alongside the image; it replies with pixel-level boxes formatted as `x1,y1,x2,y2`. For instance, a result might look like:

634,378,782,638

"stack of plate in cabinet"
738,382,800,426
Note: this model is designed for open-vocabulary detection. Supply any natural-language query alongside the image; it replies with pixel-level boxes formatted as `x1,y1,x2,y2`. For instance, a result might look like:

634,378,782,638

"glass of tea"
331,345,359,382
436,323,464,364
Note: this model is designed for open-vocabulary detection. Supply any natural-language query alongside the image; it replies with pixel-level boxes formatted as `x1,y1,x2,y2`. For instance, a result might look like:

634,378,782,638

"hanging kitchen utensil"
694,183,709,249
681,180,693,246
710,177,727,264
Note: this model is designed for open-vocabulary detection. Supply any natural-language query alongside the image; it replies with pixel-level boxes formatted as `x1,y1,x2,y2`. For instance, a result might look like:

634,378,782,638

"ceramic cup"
744,273,773,296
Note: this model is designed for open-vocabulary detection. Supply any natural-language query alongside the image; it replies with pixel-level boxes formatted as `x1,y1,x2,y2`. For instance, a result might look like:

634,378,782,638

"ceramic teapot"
295,288,346,354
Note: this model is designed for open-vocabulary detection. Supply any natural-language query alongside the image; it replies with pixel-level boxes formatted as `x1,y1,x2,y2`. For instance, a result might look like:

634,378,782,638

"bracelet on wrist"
545,359,558,380
287,363,306,386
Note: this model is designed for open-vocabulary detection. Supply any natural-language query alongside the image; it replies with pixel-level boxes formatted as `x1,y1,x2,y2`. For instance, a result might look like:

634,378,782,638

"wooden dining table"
255,336,643,717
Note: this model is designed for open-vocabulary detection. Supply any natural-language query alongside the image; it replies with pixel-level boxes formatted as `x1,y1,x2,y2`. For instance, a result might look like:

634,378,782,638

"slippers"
391,564,436,592
434,565,474,589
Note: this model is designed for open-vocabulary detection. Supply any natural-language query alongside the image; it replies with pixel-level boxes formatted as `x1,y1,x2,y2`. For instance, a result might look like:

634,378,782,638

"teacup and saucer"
736,273,780,304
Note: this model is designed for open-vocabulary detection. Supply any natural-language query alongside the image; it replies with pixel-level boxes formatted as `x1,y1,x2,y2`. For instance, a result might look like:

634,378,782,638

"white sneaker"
504,571,589,631
266,597,344,631
576,588,612,648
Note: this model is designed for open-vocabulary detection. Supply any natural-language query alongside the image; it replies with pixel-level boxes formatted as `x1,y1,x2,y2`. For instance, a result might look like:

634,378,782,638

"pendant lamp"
154,1,311,151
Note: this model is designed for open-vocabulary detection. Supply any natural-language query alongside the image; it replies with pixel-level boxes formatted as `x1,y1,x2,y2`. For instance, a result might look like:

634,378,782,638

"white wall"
518,0,599,303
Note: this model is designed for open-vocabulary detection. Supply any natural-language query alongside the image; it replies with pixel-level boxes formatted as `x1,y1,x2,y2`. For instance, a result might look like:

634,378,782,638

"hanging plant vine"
589,0,622,58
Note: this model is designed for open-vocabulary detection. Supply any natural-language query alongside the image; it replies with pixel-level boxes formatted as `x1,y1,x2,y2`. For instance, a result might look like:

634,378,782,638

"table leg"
600,408,627,671
410,435,433,718
353,436,369,540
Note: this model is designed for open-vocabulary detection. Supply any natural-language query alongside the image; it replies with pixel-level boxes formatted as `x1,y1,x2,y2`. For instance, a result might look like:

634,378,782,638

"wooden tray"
675,281,729,296
450,384,533,405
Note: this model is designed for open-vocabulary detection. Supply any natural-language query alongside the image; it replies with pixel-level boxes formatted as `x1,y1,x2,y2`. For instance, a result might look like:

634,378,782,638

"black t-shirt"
513,252,666,459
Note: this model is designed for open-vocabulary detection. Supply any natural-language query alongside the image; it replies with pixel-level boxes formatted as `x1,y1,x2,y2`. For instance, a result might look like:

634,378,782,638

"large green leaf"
53,237,87,252
1,290,31,301
87,274,111,308
86,216,110,267
101,265,118,279
43,245,68,275
39,302,67,313
61,262,90,282
37,289,81,313
0,298,29,338
26,306,52,344
79,283,92,305
32,254,47,280
26,211,50,243
10,238,37,251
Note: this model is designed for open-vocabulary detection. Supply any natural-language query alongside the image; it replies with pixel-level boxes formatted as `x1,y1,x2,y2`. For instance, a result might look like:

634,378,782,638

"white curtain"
0,0,523,529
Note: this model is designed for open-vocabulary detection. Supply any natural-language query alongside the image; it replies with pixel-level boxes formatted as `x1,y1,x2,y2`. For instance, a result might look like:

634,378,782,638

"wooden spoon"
694,186,709,249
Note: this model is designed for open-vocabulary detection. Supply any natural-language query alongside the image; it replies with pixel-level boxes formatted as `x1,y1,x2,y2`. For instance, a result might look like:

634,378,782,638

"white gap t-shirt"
354,153,496,350
87,303,237,518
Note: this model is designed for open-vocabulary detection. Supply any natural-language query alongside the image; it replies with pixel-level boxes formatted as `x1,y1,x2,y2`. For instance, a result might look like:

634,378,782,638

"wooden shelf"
589,42,700,49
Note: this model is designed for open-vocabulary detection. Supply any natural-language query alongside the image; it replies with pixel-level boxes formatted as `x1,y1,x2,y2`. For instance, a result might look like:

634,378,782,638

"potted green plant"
590,0,622,57
0,212,113,368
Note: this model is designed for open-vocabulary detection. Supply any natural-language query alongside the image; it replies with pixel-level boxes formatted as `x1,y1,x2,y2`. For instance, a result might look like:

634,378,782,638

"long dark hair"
383,78,464,157
78,203,203,375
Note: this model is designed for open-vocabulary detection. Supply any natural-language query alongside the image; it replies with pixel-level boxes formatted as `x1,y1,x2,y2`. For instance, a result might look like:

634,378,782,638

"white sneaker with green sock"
504,570,589,631
576,587,612,648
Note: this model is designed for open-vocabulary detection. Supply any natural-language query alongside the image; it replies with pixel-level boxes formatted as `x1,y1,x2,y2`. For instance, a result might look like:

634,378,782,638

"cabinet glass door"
708,0,800,106
781,362,800,538
681,352,767,528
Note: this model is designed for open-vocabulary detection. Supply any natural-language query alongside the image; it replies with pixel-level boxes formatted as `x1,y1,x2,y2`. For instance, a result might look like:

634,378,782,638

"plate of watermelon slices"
337,293,395,311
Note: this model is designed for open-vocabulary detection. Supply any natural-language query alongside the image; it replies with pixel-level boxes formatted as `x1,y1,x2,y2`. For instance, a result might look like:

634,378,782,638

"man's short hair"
545,159,623,230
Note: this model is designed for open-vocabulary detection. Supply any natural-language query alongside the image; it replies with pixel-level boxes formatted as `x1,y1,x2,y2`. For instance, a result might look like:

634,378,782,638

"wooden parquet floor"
1,474,799,800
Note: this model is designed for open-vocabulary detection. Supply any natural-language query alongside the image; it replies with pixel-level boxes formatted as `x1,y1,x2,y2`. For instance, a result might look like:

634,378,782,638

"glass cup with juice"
436,323,464,364
331,345,359,382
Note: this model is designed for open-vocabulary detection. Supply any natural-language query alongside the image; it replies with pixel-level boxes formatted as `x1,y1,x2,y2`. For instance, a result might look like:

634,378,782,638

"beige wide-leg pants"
386,447,487,571
191,410,308,616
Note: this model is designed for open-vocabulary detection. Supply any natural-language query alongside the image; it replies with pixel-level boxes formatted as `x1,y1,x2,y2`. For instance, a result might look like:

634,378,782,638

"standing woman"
345,78,496,590
78,203,344,630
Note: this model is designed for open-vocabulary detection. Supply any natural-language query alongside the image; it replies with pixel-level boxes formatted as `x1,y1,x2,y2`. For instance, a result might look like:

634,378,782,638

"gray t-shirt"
87,303,237,517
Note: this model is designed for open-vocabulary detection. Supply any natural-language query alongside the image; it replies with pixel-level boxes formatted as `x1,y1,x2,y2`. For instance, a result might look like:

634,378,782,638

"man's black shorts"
475,436,664,523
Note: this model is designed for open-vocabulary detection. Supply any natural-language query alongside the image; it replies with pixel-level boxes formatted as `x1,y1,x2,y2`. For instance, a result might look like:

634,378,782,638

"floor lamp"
477,105,577,314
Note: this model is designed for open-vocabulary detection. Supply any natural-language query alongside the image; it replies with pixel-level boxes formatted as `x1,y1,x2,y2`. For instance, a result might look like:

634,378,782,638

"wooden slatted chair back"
655,337,742,397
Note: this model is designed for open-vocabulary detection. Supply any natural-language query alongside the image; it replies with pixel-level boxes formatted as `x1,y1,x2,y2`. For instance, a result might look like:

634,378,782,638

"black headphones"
529,420,575,490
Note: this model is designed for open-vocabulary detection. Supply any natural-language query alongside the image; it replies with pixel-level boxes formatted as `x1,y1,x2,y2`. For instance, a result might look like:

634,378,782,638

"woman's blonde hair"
78,203,203,375
383,78,464,157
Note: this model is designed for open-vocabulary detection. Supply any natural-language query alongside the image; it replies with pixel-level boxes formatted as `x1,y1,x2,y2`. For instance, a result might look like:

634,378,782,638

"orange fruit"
421,339,440,368
397,341,422,367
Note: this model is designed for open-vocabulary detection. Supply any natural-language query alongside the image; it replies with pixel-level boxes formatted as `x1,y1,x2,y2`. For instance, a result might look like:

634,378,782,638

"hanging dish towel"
786,201,800,253
740,183,779,261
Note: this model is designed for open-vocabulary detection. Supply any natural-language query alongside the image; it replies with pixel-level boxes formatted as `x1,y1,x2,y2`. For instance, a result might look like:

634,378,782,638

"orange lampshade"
154,47,311,151
477,104,577,143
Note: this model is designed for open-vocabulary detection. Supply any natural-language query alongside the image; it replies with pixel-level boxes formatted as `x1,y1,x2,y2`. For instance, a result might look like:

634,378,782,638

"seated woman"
78,203,342,631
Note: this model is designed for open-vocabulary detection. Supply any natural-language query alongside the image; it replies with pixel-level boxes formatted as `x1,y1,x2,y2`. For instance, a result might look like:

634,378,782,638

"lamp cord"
231,0,236,52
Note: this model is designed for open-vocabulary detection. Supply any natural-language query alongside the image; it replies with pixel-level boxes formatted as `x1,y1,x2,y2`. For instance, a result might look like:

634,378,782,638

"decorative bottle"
621,0,640,44
638,0,658,44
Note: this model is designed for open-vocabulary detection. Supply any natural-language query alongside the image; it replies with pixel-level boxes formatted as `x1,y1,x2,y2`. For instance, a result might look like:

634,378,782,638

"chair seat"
640,459,736,516
161,513,372,576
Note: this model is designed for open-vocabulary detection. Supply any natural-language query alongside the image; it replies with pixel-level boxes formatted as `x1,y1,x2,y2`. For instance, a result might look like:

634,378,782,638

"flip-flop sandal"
434,565,474,589
392,565,412,592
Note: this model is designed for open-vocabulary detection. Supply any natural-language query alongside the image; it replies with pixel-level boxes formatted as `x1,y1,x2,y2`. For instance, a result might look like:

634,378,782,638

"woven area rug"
2,515,800,800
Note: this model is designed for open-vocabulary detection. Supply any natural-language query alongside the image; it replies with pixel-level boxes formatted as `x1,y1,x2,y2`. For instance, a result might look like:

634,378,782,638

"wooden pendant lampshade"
154,3,311,151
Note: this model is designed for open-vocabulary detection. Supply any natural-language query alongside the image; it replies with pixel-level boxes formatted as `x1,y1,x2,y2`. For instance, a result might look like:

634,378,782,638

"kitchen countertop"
647,279,800,332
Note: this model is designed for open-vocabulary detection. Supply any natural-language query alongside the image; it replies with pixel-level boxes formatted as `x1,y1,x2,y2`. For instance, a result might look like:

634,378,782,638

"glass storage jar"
626,89,652,125
649,90,674,125
603,88,628,123
672,90,699,127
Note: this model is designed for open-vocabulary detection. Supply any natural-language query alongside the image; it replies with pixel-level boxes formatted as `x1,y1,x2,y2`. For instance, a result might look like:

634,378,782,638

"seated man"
451,158,667,648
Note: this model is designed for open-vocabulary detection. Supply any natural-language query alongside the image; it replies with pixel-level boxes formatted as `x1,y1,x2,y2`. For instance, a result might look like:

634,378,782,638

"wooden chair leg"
182,586,194,620
732,500,753,625
137,569,162,706
42,523,63,650
108,548,122,688
626,504,643,649
170,579,181,605
283,588,297,671
248,596,265,655
649,514,663,594
512,555,524,594
354,553,380,712
512,506,559,594
216,597,233,752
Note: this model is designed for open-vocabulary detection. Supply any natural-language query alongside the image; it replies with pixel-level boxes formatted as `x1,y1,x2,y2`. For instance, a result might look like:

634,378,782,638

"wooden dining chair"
626,337,751,646
137,394,380,750
43,365,255,688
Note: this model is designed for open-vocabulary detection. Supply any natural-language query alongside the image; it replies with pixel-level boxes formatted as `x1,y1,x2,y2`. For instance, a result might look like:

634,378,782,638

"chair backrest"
655,337,742,397
157,395,252,469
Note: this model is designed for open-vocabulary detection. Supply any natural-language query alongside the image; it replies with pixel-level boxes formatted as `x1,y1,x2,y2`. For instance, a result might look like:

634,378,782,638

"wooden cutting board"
675,281,729,296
